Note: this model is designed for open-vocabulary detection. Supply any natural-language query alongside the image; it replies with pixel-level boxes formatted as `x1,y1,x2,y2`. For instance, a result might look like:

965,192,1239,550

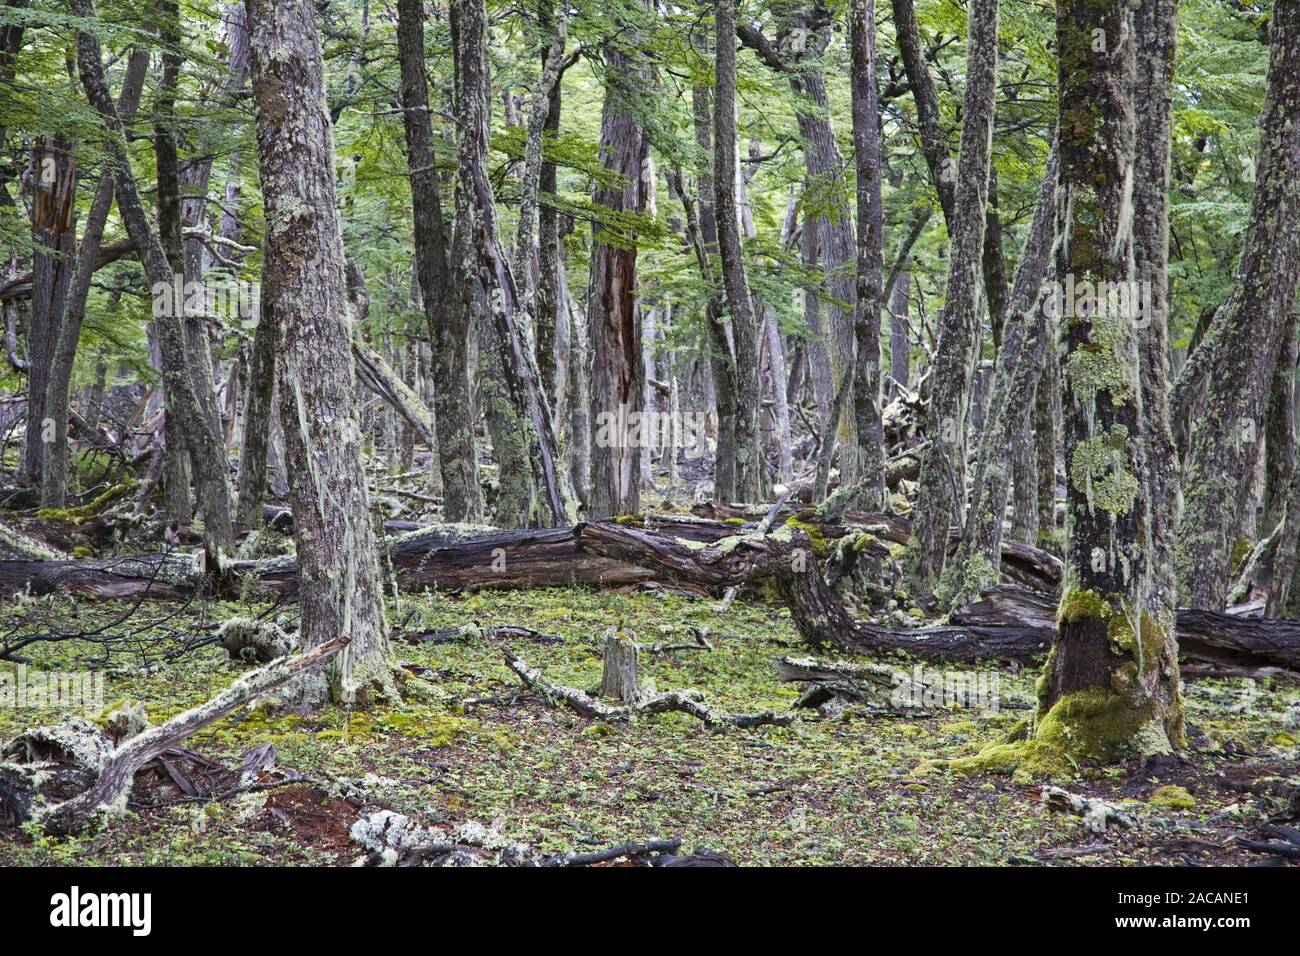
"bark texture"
905,0,999,599
1176,0,1300,609
248,0,395,704
1042,0,1184,762
396,0,483,523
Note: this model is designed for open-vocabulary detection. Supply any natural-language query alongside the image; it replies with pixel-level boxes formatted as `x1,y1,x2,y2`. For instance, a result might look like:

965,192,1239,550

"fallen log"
689,501,1063,593
575,522,1300,673
0,517,746,600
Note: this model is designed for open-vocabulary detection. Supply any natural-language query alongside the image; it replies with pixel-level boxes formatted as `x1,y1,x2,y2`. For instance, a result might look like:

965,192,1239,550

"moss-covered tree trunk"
248,0,395,705
73,0,234,553
904,0,999,600
1036,0,1184,766
396,0,483,524
846,0,885,513
588,28,649,518
1175,0,1300,610
1133,0,1181,656
713,0,764,503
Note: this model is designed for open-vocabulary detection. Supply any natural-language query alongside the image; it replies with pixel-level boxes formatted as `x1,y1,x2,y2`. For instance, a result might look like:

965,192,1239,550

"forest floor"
1,577,1297,866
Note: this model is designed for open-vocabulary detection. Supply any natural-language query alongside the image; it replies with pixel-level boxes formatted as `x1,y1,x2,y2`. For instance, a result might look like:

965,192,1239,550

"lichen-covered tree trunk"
40,47,149,508
536,0,565,414
1133,0,1181,651
889,270,910,401
939,142,1059,610
1263,314,1299,532
1037,0,1184,765
395,0,482,524
248,0,394,705
846,0,885,512
713,0,764,503
451,0,576,527
588,33,649,518
904,0,999,600
1176,0,1300,610
72,0,234,552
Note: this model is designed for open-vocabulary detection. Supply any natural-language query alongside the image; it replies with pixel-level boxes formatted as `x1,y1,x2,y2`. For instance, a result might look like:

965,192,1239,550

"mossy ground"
0,586,1296,866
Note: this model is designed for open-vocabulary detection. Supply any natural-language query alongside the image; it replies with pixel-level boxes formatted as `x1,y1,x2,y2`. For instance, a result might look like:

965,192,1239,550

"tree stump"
599,630,646,704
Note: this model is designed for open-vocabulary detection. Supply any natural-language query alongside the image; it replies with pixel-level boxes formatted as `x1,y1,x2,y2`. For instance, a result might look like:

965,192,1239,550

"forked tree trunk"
248,0,394,704
452,0,575,527
395,0,483,523
40,47,149,508
72,0,234,552
939,142,1058,610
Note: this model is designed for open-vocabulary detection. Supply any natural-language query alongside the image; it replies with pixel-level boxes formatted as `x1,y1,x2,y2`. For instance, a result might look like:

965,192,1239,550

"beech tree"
248,0,395,703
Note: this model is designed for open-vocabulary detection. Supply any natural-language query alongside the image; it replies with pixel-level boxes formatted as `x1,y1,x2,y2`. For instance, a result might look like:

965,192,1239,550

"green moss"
35,479,137,524
1148,785,1196,810
1057,588,1108,626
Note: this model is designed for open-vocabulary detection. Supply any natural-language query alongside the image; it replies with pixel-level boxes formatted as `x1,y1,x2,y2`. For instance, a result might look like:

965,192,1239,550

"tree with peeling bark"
248,0,395,704
588,10,650,518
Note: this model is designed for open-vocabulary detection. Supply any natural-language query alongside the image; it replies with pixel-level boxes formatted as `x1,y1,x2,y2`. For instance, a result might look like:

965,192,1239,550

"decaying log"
689,501,1063,593
24,635,349,835
0,518,70,561
502,648,791,728
576,522,1300,673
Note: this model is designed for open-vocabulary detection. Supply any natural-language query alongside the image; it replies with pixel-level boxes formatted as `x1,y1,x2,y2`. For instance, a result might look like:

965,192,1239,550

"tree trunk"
1040,0,1184,763
846,0,885,511
40,47,149,508
235,259,276,530
24,136,77,485
588,29,649,518
939,142,1059,610
905,0,999,600
713,0,764,503
684,88,738,501
248,0,395,704
451,0,575,527
395,0,483,523
72,0,234,552
1176,0,1300,609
